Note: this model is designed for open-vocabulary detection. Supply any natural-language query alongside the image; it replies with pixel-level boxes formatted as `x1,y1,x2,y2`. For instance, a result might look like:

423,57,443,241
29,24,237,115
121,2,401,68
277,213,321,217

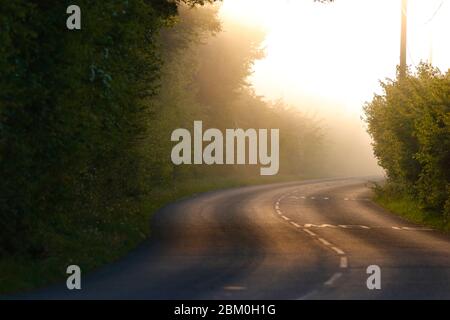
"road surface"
17,177,450,299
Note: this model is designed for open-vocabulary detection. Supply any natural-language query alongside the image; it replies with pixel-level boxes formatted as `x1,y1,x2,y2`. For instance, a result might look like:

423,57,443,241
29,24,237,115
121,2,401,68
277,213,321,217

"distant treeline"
364,64,450,217
0,2,323,259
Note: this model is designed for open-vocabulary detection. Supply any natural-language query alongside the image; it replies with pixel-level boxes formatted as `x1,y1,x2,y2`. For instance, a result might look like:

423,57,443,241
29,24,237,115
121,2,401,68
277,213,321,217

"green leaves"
0,0,176,256
364,63,450,216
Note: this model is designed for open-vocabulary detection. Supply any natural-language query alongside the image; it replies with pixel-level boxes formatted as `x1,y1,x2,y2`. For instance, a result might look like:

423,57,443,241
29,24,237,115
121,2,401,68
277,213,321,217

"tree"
364,63,450,216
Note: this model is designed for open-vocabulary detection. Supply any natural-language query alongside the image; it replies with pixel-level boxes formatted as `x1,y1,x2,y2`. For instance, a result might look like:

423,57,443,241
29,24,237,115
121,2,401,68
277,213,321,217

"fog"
218,3,388,178
277,96,384,177
319,113,384,177
218,0,450,178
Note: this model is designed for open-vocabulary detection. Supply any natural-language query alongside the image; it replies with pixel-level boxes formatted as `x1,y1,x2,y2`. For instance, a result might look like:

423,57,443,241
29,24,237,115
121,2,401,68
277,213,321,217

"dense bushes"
0,1,324,273
364,64,450,217
0,1,196,257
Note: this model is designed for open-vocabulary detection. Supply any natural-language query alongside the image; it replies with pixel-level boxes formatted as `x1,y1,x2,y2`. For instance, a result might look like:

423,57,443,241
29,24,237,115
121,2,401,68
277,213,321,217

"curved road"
20,177,450,299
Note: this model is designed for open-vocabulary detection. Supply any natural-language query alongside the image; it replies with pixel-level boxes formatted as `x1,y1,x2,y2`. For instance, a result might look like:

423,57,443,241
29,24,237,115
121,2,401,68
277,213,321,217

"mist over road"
20,178,450,299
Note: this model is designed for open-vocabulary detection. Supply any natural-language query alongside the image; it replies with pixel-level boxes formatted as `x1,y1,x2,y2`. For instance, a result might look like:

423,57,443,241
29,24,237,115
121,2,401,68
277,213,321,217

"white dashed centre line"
331,246,345,255
318,238,331,246
224,286,246,291
324,272,342,286
303,229,317,237
340,257,348,268
274,190,350,290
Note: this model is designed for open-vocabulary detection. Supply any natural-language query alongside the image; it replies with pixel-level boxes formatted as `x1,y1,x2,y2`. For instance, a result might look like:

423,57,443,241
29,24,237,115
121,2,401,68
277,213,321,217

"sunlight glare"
220,0,450,116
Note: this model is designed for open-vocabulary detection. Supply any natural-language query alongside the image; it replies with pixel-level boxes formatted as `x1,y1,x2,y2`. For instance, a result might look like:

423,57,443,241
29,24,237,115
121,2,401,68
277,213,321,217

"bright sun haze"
220,0,450,117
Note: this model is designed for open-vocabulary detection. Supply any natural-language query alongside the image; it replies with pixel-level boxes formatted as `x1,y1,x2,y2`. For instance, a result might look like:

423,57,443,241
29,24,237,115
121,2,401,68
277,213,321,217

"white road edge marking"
401,226,434,231
338,224,371,229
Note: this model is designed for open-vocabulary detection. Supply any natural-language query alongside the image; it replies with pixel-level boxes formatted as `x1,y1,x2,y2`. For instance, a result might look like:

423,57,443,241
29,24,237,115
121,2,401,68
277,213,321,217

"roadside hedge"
364,64,450,218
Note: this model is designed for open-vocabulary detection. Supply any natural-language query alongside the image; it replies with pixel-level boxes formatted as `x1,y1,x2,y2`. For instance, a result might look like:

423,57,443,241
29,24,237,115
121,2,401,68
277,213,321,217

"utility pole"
399,0,408,79
429,31,433,65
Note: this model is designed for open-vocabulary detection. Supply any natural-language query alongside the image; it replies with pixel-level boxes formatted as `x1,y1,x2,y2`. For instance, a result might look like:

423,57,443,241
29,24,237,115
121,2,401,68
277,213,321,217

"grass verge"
374,189,450,233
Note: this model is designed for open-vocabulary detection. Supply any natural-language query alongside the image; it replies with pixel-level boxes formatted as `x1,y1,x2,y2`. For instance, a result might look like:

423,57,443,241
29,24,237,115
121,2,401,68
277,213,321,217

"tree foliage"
364,64,450,217
144,6,324,183
0,1,323,262
0,0,207,256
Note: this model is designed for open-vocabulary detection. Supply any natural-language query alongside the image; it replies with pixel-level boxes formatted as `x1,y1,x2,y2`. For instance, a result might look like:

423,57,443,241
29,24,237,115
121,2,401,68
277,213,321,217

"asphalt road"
18,177,450,299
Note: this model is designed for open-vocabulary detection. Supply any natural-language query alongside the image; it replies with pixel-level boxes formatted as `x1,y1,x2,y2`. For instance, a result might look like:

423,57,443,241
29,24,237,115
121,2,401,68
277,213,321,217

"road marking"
331,246,345,255
273,191,351,291
338,224,370,229
303,229,316,237
400,226,434,231
304,223,337,228
318,238,331,246
296,289,319,300
324,272,342,286
283,195,372,202
300,223,432,230
340,257,348,268
321,224,337,228
224,286,246,291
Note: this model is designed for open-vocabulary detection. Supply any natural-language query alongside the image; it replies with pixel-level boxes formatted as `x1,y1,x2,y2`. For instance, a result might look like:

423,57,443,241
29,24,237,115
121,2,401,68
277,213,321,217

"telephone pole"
399,0,408,79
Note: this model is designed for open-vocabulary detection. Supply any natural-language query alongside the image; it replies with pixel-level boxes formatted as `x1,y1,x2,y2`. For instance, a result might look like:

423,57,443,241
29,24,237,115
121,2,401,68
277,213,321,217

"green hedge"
0,1,183,257
364,64,450,218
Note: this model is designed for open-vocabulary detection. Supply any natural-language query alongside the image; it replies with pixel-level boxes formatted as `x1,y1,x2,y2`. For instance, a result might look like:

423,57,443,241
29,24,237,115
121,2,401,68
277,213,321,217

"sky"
220,0,450,118
218,0,449,175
